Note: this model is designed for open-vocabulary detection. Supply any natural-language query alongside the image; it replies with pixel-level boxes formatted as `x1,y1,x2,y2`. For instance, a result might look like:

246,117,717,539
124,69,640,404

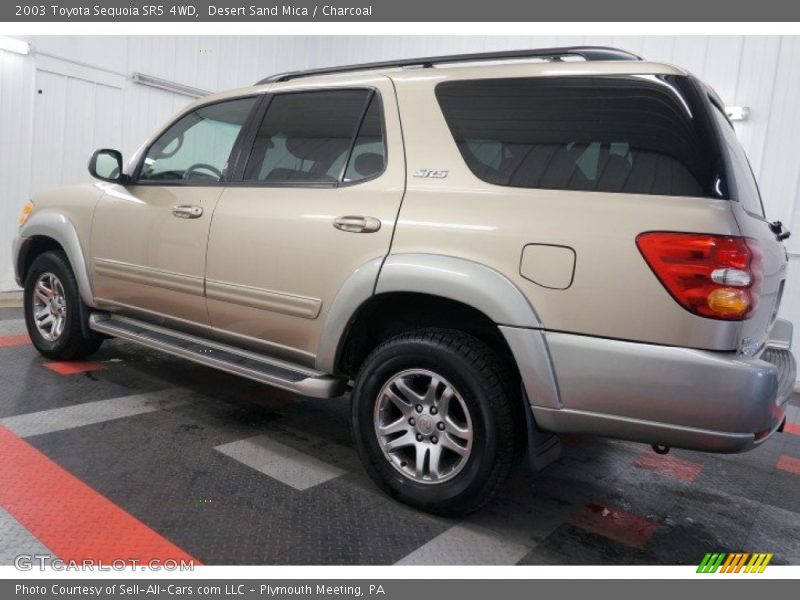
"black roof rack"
257,46,642,85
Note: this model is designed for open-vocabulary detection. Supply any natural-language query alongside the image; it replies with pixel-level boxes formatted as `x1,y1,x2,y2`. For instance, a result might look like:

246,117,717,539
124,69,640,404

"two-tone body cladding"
12,47,795,514
388,61,794,452
391,63,739,348
14,184,106,306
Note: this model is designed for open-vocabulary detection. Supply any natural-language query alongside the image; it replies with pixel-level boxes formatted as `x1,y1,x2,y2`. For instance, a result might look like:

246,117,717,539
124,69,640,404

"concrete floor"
0,305,798,565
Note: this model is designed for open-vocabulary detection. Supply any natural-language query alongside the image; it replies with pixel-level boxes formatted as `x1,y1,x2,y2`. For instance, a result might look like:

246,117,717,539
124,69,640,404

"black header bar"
4,0,800,22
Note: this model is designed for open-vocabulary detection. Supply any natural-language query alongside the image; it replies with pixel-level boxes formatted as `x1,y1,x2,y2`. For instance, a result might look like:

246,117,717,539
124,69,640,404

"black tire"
23,251,103,360
351,328,521,516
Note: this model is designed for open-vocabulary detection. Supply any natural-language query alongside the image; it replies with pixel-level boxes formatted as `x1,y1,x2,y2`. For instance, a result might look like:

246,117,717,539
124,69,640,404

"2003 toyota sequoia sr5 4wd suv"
13,47,796,514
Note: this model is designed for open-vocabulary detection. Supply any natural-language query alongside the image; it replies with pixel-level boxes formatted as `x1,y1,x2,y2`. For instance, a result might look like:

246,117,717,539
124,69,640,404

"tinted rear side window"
436,76,722,198
244,89,371,184
711,106,765,216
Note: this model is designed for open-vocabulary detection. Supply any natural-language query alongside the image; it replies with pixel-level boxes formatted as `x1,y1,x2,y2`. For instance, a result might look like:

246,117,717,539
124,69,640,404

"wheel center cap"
417,414,435,435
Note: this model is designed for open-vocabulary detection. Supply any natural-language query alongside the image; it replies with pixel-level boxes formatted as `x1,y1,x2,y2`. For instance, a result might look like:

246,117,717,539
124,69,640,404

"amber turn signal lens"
18,202,33,226
707,287,750,317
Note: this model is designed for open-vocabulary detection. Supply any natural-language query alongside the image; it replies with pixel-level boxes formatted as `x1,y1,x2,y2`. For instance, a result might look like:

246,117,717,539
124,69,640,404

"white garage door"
30,59,124,195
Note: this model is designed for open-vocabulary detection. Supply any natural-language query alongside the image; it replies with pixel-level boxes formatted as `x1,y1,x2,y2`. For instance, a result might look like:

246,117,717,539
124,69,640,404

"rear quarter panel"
390,68,743,350
730,200,790,350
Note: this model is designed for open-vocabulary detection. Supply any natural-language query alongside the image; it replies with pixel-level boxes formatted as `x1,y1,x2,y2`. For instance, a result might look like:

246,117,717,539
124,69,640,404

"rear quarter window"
710,106,765,217
435,75,723,198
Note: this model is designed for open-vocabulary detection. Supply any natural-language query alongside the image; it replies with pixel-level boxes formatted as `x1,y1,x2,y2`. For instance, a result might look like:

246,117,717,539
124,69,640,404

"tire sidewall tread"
23,251,102,360
352,328,520,516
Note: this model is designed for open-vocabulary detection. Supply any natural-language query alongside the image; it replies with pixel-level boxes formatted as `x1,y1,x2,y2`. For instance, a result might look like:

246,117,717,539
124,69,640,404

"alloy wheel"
374,368,474,484
31,272,68,342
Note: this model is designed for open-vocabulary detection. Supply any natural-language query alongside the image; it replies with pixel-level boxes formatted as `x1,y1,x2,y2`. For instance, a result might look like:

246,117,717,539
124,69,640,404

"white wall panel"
29,70,68,194
61,77,96,187
0,48,34,292
0,35,798,374
27,36,128,74
757,37,800,227
93,83,124,151
671,36,709,75
702,36,743,101
731,37,782,178
640,36,676,62
30,64,128,193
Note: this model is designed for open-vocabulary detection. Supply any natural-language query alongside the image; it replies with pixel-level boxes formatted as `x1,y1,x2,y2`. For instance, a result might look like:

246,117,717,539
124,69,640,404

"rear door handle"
172,205,204,219
333,216,381,233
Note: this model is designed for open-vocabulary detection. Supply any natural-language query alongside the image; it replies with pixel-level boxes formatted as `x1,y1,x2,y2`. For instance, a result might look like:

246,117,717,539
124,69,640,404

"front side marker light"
18,202,33,226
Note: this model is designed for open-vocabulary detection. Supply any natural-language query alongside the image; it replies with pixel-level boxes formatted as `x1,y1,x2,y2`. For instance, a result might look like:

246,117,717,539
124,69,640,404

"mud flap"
522,388,562,471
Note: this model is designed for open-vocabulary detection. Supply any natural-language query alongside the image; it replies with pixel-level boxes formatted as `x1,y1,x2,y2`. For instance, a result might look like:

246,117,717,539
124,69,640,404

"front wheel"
352,329,521,516
24,251,103,360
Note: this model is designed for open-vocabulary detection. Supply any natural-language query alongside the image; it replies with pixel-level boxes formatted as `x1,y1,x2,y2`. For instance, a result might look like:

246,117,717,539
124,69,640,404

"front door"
205,80,405,365
91,96,260,325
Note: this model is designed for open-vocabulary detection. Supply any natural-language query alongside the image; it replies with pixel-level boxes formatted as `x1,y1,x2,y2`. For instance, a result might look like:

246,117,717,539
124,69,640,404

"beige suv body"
13,47,796,514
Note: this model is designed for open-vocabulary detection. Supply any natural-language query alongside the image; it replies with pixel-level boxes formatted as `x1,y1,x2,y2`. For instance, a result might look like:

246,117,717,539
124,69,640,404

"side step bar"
88,313,346,399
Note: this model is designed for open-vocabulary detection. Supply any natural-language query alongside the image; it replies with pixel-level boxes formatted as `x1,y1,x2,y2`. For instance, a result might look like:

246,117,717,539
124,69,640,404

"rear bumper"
529,319,796,453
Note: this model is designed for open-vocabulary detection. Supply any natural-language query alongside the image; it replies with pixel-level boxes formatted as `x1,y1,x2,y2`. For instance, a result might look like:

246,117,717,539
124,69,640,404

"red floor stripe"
776,454,800,476
45,361,107,376
784,422,800,436
634,452,703,482
0,425,199,565
569,502,660,549
0,334,31,348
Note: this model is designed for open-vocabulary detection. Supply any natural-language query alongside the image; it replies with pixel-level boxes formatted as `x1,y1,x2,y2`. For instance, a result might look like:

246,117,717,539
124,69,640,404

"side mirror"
88,149,127,184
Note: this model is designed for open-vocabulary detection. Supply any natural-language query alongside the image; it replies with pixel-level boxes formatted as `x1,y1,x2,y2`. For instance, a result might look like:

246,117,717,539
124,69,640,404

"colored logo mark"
697,552,773,573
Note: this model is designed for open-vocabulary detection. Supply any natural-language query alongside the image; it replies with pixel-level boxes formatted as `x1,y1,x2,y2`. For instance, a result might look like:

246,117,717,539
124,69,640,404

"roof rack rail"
257,46,642,85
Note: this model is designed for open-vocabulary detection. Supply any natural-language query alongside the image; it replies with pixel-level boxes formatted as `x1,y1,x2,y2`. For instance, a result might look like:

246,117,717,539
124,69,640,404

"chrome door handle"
333,216,381,233
172,205,203,219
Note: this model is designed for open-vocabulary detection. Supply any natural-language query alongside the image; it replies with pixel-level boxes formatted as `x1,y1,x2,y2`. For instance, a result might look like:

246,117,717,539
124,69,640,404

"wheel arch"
15,211,95,308
316,253,560,409
335,291,517,375
375,254,542,327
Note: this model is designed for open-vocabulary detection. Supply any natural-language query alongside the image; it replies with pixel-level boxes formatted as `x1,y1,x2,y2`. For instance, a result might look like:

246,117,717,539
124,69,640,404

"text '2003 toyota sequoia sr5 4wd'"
13,47,796,514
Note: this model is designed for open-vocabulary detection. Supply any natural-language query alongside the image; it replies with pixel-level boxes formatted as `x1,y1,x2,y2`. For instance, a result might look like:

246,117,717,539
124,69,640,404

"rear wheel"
352,329,520,516
24,251,103,360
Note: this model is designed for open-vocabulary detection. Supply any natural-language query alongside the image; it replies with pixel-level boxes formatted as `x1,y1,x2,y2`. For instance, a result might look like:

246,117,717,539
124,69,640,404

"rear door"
709,104,790,352
204,78,405,365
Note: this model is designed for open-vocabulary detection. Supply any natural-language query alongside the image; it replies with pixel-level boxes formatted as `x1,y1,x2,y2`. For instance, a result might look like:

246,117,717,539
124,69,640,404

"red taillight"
636,232,762,321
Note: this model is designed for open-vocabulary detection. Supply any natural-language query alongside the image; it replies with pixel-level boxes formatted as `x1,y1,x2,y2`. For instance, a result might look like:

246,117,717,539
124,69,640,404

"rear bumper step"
88,313,345,399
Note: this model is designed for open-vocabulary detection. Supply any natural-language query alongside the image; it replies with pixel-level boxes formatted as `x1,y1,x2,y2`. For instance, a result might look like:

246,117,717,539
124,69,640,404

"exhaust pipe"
651,444,670,455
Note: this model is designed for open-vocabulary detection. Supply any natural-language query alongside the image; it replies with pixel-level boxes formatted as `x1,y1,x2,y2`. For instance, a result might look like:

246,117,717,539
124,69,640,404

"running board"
88,313,345,399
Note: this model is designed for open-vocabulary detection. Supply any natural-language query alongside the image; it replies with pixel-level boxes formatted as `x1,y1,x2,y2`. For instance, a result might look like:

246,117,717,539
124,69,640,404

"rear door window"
243,89,382,184
343,95,386,183
435,76,722,198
